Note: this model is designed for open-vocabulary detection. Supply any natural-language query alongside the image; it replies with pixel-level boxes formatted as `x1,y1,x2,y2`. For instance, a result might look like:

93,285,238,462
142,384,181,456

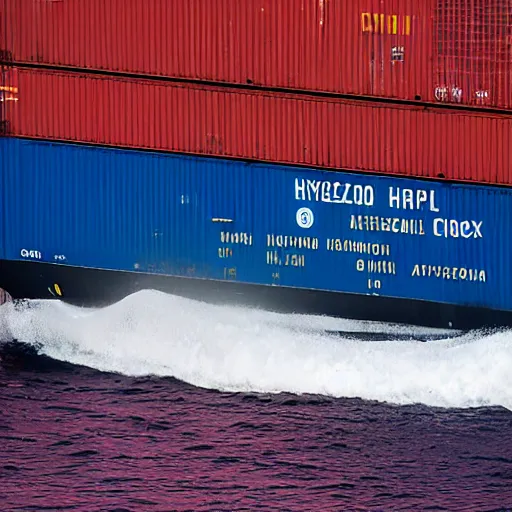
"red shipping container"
3,67,512,186
2,0,512,110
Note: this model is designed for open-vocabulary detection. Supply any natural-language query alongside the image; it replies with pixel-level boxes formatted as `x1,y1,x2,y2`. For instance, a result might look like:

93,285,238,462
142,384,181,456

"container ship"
1,0,512,330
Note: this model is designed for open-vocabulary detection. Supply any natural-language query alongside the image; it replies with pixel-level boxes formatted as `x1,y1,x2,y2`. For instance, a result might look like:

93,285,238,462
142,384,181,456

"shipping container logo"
296,208,314,229
361,13,411,36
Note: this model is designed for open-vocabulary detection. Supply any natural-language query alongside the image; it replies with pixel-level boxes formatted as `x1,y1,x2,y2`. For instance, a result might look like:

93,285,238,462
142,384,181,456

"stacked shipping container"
3,136,512,319
3,67,512,185
1,0,512,325
2,0,512,110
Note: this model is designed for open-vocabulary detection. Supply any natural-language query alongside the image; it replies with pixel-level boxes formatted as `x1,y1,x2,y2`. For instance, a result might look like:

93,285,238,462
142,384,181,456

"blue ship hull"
1,137,510,329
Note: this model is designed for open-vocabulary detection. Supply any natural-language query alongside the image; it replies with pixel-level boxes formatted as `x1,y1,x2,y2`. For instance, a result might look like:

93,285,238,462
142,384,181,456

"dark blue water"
1,292,511,511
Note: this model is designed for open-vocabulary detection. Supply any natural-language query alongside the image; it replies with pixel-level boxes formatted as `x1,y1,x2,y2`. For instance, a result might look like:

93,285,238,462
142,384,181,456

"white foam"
1,290,511,410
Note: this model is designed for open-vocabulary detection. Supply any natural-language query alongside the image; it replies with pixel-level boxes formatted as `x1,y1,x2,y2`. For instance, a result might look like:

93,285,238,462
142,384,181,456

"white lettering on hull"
389,187,440,212
411,264,486,282
295,178,374,206
350,215,425,235
433,219,483,239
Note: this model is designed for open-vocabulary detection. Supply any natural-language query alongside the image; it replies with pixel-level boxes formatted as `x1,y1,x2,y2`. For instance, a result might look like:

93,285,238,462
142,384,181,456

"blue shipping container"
1,137,509,313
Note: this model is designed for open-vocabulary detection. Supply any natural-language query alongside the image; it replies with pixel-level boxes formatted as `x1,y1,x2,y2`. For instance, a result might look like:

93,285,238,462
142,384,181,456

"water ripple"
1,354,511,511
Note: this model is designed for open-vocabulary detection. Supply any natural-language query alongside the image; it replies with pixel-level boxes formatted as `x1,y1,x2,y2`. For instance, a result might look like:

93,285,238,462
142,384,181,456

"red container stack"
3,67,512,186
1,0,511,187
2,0,512,110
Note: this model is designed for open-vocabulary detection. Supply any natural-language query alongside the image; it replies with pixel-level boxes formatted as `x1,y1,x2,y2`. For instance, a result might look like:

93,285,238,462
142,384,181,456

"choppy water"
1,291,512,511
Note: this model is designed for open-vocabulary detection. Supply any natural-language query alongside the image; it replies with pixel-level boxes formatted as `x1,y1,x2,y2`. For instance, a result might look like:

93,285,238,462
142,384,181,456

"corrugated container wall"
2,0,512,110
2,137,511,314
3,67,512,186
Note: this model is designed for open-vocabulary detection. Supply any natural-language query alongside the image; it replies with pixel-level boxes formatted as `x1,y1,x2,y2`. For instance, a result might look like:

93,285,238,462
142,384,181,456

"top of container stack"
1,0,512,111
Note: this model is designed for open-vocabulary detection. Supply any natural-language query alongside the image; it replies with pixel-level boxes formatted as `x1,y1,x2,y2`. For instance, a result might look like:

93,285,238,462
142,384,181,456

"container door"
433,0,512,109
359,0,429,101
